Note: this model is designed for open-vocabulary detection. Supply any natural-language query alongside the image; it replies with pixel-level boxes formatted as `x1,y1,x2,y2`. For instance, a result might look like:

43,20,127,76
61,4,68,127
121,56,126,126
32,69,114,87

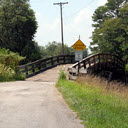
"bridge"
18,54,75,78
0,53,126,128
18,53,126,83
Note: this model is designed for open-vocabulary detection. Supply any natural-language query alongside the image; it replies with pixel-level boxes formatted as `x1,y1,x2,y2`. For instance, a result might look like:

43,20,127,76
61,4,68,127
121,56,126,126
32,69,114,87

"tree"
21,41,41,63
0,0,41,63
90,0,128,60
83,48,88,58
39,41,79,58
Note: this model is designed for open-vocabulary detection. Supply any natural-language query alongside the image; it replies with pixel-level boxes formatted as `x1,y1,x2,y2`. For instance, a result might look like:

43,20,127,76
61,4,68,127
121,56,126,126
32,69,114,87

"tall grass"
77,75,128,99
56,74,128,128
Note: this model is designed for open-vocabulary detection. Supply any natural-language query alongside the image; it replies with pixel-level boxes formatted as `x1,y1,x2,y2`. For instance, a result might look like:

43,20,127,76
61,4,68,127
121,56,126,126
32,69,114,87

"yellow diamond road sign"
72,39,86,51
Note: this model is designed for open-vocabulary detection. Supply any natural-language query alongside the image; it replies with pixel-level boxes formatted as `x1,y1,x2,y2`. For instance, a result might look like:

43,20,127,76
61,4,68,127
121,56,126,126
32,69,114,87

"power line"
64,0,96,21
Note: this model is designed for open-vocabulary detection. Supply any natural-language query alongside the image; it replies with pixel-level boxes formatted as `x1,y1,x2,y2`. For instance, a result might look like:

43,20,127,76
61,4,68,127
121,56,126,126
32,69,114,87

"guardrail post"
88,58,91,67
38,63,41,72
25,66,28,76
44,60,46,68
83,60,86,69
78,63,80,73
51,57,53,66
57,56,59,64
63,56,66,64
93,56,96,70
32,65,35,73
70,55,72,63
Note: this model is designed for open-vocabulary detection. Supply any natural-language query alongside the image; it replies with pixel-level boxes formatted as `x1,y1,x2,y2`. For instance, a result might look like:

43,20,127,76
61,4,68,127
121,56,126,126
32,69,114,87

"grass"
56,75,128,128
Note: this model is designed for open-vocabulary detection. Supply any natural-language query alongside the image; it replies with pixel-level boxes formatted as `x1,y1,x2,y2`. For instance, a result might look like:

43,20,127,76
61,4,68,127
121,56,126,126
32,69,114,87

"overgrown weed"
58,65,67,80
77,75,128,98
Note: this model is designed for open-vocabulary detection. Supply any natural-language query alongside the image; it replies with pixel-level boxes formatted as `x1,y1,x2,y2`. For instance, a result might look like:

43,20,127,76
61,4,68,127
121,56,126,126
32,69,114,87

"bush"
0,48,25,70
0,48,25,81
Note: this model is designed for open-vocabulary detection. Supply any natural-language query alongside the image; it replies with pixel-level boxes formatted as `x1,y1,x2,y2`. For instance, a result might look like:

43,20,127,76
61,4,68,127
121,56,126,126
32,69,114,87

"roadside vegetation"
0,48,25,82
56,70,128,128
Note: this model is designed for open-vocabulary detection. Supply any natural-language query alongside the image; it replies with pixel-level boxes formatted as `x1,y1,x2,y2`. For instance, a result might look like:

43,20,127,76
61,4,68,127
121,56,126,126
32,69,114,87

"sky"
30,0,107,49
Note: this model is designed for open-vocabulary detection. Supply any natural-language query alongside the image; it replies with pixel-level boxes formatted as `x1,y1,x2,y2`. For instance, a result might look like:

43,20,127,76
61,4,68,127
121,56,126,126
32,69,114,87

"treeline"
90,0,128,62
39,41,88,59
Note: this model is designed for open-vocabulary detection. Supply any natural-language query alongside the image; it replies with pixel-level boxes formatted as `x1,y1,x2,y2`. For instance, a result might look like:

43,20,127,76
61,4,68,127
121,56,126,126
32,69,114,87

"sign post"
72,39,86,61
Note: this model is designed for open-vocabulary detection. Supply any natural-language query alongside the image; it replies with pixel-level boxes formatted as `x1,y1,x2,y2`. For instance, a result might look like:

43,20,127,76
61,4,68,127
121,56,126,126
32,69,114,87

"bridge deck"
26,64,71,82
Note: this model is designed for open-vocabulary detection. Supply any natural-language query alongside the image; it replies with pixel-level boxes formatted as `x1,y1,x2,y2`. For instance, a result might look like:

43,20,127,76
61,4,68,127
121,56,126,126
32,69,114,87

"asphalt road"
0,65,85,128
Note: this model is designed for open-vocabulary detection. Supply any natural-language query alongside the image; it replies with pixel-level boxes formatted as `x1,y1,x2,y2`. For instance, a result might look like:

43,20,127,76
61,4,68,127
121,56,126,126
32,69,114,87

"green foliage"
56,79,128,128
59,71,67,80
58,66,67,80
0,48,25,82
13,73,26,81
0,0,41,63
45,41,75,57
0,48,25,69
0,63,15,80
21,41,41,64
90,0,128,61
125,64,128,71
39,41,88,58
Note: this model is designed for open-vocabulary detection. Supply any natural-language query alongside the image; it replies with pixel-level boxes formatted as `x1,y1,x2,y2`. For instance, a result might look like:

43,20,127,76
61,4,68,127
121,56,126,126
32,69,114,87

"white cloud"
63,7,93,47
97,0,107,6
34,12,61,45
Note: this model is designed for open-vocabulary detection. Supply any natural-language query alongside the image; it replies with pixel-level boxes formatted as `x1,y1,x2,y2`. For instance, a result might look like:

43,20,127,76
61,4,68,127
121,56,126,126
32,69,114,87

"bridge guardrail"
68,53,126,80
18,54,75,78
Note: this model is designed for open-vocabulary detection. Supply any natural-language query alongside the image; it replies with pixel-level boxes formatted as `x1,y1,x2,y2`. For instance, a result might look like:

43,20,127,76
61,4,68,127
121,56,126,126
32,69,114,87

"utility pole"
53,2,68,55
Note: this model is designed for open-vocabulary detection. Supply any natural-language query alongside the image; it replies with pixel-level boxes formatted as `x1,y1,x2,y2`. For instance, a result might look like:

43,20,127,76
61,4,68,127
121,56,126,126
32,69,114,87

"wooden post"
88,58,91,67
63,56,65,64
32,65,35,73
71,55,73,63
44,61,46,68
57,56,59,64
93,56,96,70
51,57,54,66
25,66,28,76
78,63,80,73
38,63,41,72
83,60,86,69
